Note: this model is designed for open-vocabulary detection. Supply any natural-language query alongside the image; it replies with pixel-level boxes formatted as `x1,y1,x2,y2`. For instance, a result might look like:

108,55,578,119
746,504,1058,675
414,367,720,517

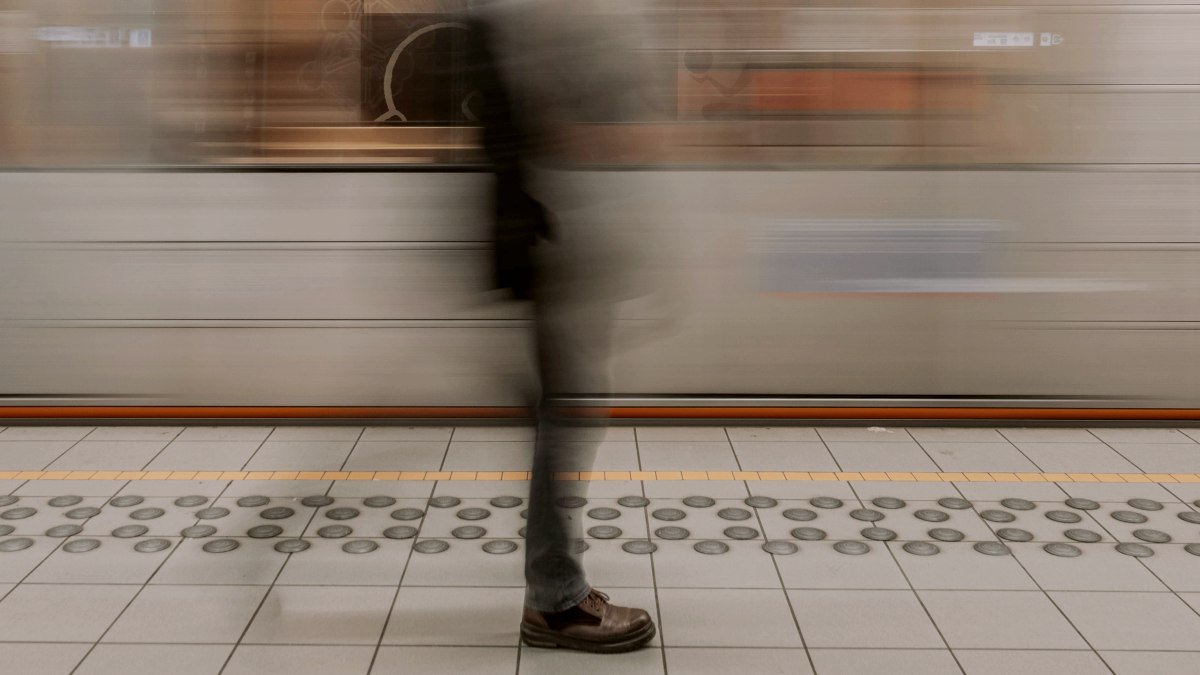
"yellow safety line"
2,470,1199,483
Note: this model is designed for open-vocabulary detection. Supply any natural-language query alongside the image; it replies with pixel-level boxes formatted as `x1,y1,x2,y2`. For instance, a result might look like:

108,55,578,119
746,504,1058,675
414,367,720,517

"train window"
0,1,996,169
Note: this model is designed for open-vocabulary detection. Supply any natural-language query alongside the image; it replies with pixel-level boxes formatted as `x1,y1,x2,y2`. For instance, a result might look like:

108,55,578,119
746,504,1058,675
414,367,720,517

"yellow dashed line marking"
2,470,1199,484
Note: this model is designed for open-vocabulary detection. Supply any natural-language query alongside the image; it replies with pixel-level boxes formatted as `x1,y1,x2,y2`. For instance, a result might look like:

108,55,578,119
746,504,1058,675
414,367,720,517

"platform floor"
2,424,1200,674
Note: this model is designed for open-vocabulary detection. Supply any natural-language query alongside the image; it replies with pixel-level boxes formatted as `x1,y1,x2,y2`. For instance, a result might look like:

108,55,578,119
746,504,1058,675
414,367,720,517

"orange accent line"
605,408,1200,421
3,406,1200,421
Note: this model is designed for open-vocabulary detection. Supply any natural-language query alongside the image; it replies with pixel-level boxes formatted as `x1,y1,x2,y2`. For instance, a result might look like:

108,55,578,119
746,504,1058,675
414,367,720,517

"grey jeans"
523,285,612,613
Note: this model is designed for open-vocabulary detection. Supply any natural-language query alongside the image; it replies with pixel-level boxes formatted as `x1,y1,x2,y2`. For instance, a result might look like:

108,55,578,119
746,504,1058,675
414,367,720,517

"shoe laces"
580,589,609,615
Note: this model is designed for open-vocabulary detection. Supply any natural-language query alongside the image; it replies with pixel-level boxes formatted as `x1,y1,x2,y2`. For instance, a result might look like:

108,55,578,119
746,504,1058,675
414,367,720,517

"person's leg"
523,290,606,613
519,283,653,653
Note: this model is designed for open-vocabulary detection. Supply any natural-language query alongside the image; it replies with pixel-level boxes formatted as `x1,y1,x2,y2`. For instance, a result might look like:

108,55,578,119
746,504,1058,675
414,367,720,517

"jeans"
523,280,612,613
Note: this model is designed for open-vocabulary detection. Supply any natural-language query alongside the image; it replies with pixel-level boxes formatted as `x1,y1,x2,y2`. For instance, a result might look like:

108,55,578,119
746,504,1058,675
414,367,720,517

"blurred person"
462,0,657,654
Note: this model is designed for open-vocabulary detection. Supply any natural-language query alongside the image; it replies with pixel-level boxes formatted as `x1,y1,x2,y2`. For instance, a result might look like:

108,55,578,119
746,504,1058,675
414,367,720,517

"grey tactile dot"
763,541,799,555
1043,543,1082,558
902,541,941,556
1115,542,1155,557
274,539,311,553
833,541,870,555
745,496,778,509
693,540,729,555
652,508,687,522
518,527,526,538
782,508,817,521
717,508,752,521
938,497,973,510
383,526,418,540
134,539,172,553
1045,510,1082,524
234,495,268,508
555,496,587,509
684,496,715,508
108,495,144,508
1178,511,1200,524
63,538,101,553
390,508,424,521
202,538,239,553
324,507,360,521
456,507,492,521
482,540,518,555
574,540,592,554
586,508,620,521
980,510,1016,523
1000,498,1035,511
622,540,656,554
0,496,17,507
1133,529,1172,544
1128,498,1164,511
0,525,14,536
872,497,908,510
64,507,102,520
914,509,949,523
850,509,884,522
342,540,378,554
1065,529,1103,543
181,525,217,538
247,525,283,539
1184,543,1200,556
617,496,649,508
997,528,1034,542
723,526,759,540
302,495,335,508
490,496,523,509
452,526,486,540
792,527,827,541
1065,498,1100,510
1111,510,1148,524
176,495,211,508
1,507,36,520
588,526,622,539
259,507,294,520
414,539,450,554
317,525,352,538
1194,500,1200,509
520,510,528,520
195,507,229,520
810,497,843,509
655,526,690,540
46,524,83,538
861,527,897,541
973,541,1011,556
363,496,397,508
929,528,964,542
48,495,83,508
0,537,35,552
129,508,165,521
112,524,149,538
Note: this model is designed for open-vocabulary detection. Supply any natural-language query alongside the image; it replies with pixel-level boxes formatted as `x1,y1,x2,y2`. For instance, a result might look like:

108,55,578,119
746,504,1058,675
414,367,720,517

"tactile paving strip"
0,491,1198,562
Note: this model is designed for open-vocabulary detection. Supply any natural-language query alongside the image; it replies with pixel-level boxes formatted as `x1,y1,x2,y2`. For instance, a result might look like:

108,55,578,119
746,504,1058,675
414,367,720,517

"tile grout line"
1089,431,1154,477
751,490,819,675
216,458,331,675
137,427,189,472
997,541,1119,675
65,490,203,675
879,538,968,675
364,428,442,674
641,477,669,675
724,427,744,474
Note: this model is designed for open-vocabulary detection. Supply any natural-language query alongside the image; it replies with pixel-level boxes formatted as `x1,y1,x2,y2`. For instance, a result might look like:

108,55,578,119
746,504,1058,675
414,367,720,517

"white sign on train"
972,32,1034,48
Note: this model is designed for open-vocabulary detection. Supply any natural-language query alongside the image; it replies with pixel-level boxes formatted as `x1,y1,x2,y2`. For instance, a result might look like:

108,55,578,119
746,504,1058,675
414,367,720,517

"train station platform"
2,424,1200,674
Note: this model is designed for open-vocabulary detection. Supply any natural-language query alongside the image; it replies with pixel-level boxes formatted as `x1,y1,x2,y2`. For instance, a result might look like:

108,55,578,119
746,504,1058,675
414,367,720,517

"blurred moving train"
0,1,1197,417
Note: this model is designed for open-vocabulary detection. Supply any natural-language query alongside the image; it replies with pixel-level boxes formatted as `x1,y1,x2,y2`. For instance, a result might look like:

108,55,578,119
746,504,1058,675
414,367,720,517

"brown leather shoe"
521,589,656,653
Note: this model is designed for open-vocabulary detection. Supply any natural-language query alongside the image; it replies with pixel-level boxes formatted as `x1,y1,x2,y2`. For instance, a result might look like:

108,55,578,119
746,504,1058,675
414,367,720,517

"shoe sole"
520,620,657,654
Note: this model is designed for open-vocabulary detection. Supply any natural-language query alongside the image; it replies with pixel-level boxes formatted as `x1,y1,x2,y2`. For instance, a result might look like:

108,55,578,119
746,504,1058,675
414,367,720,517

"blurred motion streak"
0,0,1197,411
